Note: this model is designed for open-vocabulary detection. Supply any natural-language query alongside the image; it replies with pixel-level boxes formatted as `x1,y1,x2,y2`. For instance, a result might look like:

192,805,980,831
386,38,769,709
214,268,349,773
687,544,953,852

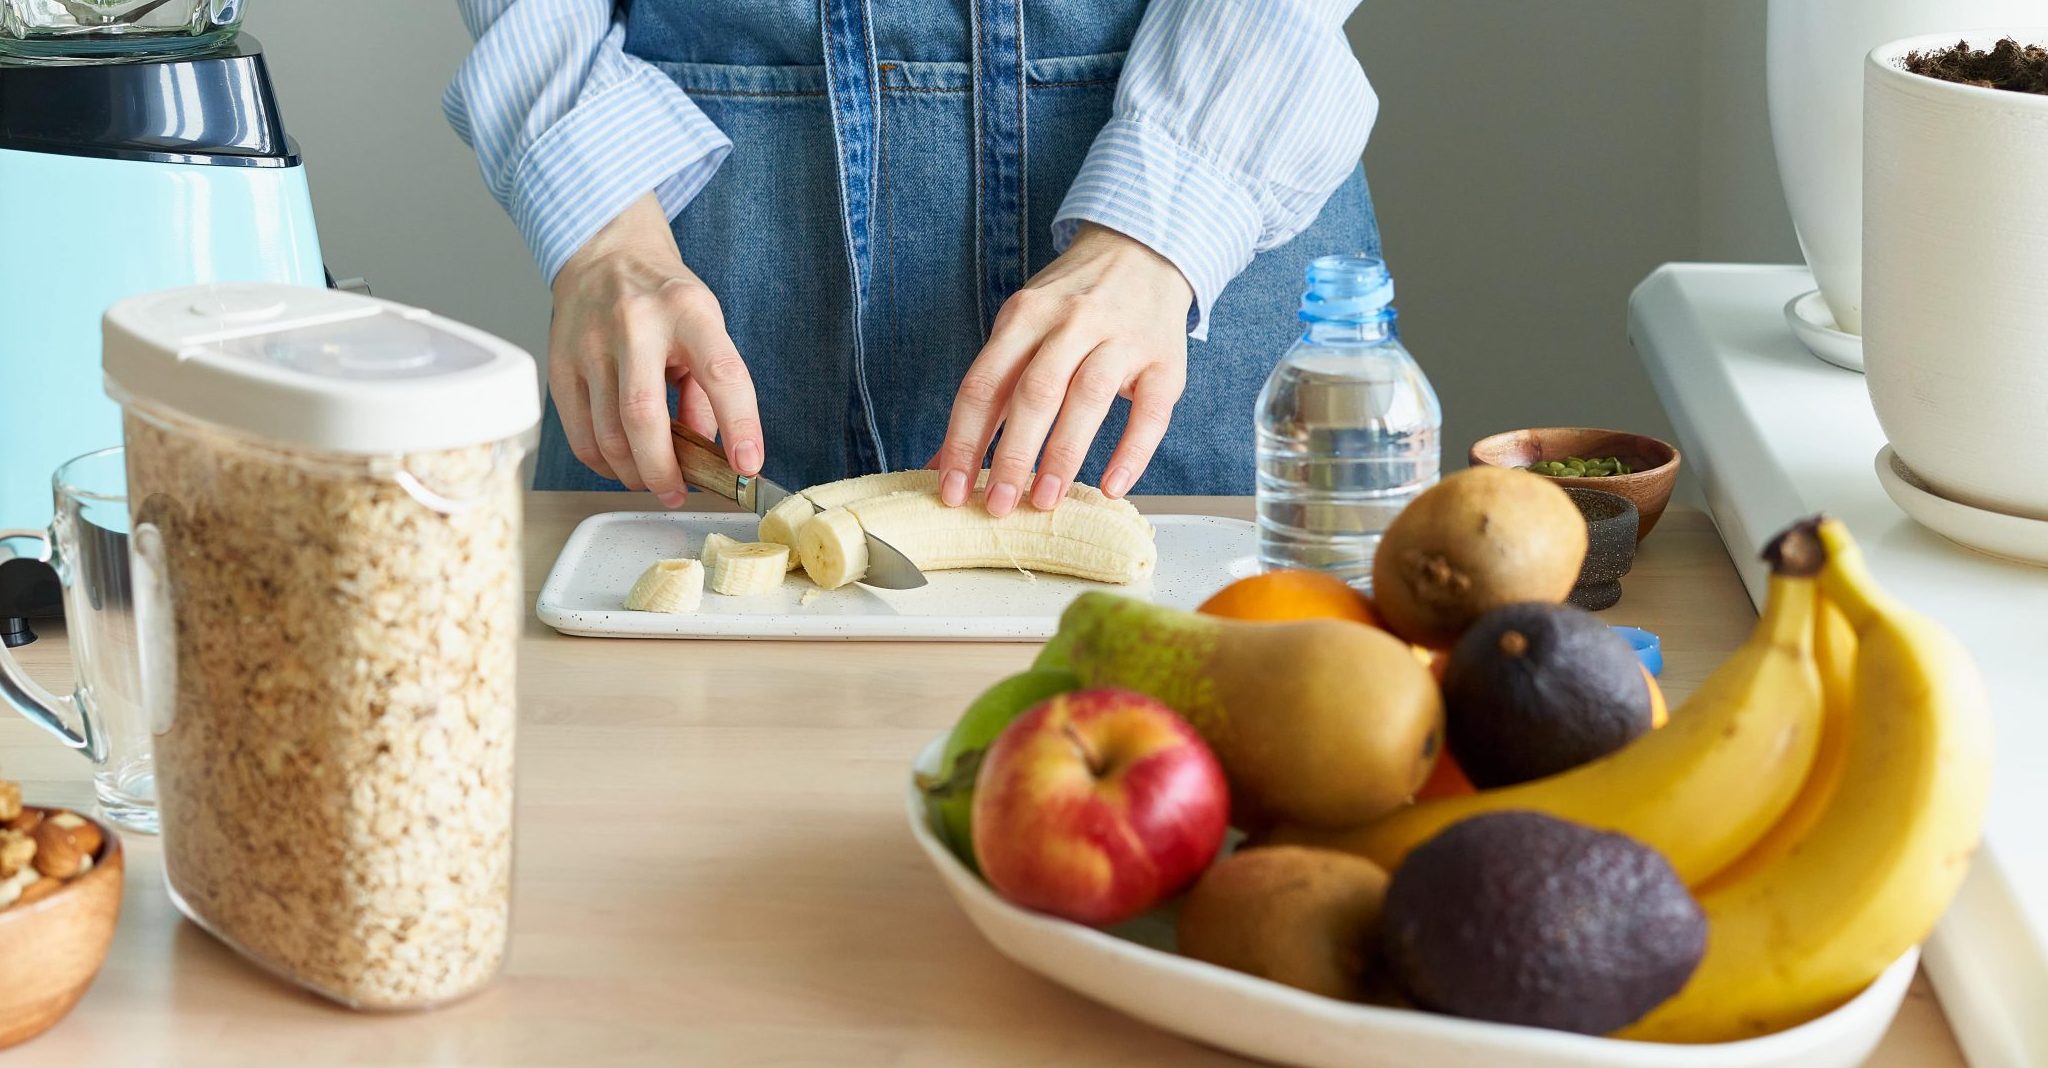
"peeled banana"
797,488,1158,590
623,558,704,613
707,538,790,596
1619,518,1994,1043
757,469,1148,565
1277,533,1826,886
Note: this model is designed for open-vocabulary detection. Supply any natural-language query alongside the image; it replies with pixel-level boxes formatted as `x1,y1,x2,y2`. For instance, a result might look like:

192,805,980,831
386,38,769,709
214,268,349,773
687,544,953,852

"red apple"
971,689,1229,927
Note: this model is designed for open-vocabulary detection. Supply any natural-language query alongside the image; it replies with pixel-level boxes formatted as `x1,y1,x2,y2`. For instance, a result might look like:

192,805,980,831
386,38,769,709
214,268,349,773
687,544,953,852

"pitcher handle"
0,528,95,754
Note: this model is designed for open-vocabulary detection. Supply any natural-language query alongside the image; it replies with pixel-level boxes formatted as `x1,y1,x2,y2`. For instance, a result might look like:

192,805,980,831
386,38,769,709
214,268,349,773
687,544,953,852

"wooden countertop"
0,495,1965,1066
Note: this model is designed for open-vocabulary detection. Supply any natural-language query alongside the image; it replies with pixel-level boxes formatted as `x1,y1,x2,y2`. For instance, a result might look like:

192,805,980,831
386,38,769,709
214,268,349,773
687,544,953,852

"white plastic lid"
102,283,541,455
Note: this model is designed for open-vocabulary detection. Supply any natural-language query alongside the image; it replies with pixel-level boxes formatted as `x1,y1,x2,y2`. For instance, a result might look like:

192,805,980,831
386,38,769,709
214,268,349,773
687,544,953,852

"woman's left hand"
930,223,1194,516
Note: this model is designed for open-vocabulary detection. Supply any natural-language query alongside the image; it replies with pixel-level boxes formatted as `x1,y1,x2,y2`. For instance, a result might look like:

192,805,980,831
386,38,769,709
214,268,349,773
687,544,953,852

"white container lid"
102,283,541,455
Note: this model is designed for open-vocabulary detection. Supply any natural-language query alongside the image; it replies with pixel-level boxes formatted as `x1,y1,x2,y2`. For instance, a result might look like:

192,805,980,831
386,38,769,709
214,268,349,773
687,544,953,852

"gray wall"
246,1,1800,472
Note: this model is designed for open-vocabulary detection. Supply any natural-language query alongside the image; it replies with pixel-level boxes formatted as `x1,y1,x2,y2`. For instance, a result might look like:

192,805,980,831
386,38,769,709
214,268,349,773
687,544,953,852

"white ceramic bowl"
906,737,1917,1068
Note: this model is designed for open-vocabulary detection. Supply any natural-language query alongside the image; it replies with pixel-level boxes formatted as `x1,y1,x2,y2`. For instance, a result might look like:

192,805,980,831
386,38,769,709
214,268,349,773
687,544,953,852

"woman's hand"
549,192,764,506
930,223,1194,517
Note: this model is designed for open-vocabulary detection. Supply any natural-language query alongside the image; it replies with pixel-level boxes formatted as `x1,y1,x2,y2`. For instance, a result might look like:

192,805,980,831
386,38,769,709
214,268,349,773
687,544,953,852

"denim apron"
533,0,1381,495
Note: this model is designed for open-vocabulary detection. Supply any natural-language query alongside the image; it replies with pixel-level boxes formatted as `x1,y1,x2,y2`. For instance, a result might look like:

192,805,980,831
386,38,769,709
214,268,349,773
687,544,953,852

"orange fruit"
1645,666,1668,729
1198,570,1381,626
1414,750,1476,801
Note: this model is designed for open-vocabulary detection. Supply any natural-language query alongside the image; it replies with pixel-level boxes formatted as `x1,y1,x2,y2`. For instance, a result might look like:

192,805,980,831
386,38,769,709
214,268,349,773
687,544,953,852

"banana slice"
756,496,817,567
623,558,704,613
699,531,742,566
797,489,1156,590
708,540,790,596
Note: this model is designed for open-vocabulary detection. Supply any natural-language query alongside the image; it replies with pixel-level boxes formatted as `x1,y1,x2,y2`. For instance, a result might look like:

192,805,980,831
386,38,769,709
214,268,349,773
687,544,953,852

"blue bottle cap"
1300,254,1395,323
1611,626,1664,678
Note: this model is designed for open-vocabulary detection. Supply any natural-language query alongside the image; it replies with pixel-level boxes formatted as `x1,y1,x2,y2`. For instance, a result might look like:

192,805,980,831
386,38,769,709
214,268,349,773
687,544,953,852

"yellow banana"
1694,595,1856,894
1275,533,1824,886
1620,518,1993,1043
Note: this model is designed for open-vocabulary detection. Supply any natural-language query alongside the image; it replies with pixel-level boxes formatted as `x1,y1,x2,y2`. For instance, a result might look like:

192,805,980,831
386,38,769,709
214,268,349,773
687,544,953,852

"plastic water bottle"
1255,255,1441,587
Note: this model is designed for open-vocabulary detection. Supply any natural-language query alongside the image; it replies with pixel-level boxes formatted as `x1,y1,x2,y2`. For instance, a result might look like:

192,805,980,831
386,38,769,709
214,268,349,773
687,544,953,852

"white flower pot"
1864,30,2048,519
1767,0,2043,337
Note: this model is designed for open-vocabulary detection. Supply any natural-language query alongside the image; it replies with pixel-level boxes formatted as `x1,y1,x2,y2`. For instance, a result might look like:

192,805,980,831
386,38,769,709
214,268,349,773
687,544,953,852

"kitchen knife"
669,424,929,590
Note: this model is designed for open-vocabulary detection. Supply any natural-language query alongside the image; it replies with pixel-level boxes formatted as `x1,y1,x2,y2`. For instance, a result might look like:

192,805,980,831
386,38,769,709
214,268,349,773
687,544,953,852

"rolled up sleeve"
445,2,733,285
1053,0,1378,339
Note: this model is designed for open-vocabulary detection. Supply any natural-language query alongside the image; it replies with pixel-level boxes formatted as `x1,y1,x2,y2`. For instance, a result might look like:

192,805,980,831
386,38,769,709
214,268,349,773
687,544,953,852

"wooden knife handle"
670,423,743,504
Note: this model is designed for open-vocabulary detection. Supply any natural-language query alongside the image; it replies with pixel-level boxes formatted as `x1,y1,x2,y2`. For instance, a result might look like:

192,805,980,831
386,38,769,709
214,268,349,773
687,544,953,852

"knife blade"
670,424,929,590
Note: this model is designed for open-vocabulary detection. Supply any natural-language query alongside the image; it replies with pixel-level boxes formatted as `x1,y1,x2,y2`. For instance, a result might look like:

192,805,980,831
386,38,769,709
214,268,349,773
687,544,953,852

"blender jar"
102,283,540,1010
0,0,241,58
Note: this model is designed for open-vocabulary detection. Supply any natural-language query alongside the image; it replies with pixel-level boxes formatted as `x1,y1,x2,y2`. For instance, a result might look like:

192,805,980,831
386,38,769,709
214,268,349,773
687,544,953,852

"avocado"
1442,602,1653,787
1379,811,1705,1035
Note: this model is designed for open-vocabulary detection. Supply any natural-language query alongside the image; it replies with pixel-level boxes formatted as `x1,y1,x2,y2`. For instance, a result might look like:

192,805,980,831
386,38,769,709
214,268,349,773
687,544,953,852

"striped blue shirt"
445,0,1376,338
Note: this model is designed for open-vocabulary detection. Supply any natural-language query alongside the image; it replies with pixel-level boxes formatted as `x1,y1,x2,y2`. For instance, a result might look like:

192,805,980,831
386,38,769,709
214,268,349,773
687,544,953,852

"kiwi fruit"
1371,468,1587,648
1177,846,1390,1001
1379,811,1706,1035
1442,602,1655,787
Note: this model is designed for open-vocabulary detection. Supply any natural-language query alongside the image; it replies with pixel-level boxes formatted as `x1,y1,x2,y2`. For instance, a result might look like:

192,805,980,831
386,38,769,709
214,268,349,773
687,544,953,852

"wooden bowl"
0,815,123,1050
1468,428,1681,542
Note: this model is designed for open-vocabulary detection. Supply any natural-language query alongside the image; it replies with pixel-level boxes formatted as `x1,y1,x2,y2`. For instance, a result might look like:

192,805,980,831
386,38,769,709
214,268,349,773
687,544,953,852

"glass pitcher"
0,447,155,832
0,0,241,59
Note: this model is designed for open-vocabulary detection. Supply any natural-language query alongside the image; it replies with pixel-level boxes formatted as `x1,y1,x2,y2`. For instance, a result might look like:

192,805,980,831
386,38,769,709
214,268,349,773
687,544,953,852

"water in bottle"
1255,255,1441,588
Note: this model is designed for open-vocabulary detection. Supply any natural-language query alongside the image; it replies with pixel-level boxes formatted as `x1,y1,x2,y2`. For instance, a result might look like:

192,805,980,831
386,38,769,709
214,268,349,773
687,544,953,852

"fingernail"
1031,472,1063,510
658,490,687,509
941,469,970,507
986,482,1019,517
734,440,762,475
1104,466,1134,498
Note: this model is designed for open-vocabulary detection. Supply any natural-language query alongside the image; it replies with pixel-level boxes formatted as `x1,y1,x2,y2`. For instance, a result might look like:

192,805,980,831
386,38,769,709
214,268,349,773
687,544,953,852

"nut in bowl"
0,786,123,1050
1468,428,1680,542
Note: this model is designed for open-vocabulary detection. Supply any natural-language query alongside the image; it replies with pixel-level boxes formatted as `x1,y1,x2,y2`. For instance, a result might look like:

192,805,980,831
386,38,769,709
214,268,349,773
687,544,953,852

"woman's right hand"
548,192,764,506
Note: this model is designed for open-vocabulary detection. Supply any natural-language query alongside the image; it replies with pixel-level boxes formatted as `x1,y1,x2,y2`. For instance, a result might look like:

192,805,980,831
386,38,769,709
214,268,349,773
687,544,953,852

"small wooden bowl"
0,815,123,1050
1469,428,1681,542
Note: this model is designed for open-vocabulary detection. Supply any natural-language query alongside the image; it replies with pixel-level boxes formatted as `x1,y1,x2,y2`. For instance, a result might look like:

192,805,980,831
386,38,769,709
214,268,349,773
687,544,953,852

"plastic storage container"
102,283,540,1010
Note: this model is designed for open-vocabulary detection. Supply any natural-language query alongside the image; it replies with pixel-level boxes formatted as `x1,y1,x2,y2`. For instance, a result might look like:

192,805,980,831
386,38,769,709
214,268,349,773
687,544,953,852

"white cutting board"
536,510,1259,641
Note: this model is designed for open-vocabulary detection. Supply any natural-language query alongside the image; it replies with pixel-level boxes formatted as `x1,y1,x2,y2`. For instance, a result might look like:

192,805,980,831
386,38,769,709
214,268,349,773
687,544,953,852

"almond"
47,812,102,858
30,820,83,879
0,829,32,878
4,807,44,835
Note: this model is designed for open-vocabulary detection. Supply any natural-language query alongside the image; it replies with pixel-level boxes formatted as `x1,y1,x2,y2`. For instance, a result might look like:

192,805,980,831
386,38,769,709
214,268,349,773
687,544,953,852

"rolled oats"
126,409,520,1010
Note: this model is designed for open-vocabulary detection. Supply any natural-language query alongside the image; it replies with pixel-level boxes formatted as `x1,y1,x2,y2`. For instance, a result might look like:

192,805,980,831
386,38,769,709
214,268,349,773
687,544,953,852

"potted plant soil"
1864,32,2048,522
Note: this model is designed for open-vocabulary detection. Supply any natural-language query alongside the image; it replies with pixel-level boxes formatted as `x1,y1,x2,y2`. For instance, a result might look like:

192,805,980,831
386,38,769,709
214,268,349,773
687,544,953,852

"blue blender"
0,16,330,645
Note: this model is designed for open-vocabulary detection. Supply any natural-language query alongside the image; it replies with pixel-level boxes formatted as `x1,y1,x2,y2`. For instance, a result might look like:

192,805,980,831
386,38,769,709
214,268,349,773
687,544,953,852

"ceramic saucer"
1786,290,1864,373
1875,446,2048,567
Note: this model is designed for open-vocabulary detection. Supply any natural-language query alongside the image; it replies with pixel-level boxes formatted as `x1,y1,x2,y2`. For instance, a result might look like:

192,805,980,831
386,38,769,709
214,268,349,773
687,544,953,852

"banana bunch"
1277,518,1992,1042
759,470,1156,590
1619,518,1993,1042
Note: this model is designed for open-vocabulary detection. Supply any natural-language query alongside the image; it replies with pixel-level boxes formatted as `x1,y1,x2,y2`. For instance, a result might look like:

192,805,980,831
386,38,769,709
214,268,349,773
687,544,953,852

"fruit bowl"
1468,428,1680,542
907,737,1915,1068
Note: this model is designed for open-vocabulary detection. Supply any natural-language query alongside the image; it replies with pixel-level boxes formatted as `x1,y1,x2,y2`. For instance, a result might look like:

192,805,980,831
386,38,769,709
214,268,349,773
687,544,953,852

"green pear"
920,667,1079,868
